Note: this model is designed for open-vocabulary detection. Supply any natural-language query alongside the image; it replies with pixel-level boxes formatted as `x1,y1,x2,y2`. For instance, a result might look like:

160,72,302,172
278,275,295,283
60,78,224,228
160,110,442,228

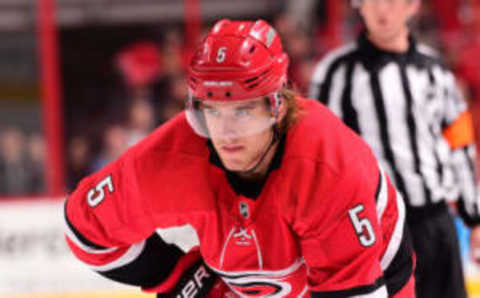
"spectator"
27,133,46,194
67,136,92,190
157,73,187,123
0,128,38,196
109,40,165,125
125,99,156,146
90,124,128,172
161,28,186,75
116,41,163,91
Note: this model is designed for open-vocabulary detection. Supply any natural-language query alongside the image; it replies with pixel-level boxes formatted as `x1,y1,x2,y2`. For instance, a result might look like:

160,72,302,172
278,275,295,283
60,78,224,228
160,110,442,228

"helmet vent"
245,68,271,89
244,76,259,84
249,46,256,54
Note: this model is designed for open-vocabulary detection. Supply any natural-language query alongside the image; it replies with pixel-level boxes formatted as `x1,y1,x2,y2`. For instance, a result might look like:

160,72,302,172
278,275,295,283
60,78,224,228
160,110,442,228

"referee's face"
359,0,419,45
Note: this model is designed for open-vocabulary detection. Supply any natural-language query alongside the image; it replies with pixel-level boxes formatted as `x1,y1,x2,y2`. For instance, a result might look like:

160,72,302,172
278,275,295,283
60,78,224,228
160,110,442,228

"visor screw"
207,91,213,98
225,91,231,98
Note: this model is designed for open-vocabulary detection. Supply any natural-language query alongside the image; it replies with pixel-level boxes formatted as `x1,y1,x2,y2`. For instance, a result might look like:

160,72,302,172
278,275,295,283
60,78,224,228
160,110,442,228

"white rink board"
0,199,199,295
0,199,136,295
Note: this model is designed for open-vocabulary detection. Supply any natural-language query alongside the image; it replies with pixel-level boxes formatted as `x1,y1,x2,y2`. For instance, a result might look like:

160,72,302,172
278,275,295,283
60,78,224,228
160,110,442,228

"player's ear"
269,92,287,123
276,95,287,123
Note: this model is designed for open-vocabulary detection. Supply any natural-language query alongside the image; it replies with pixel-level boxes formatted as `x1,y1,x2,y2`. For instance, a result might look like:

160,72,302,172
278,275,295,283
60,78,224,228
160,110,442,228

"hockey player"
64,19,415,297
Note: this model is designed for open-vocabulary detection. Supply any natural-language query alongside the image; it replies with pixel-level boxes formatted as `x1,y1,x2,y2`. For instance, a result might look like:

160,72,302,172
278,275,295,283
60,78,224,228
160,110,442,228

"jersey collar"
357,31,426,71
206,135,286,199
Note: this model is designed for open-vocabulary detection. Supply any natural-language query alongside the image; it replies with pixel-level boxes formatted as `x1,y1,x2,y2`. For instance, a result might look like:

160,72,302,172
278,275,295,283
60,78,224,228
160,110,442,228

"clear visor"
351,0,361,7
186,93,277,139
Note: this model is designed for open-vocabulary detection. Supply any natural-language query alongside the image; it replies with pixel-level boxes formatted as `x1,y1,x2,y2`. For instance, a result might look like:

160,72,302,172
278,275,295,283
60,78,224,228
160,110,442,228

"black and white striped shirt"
309,32,480,224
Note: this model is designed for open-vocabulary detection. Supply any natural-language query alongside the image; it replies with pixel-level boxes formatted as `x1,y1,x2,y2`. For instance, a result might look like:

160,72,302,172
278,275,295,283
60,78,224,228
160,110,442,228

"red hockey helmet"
186,19,289,138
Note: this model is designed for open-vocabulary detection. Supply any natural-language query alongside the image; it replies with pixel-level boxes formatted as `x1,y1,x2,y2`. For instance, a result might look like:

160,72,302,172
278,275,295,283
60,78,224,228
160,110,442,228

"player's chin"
221,158,248,172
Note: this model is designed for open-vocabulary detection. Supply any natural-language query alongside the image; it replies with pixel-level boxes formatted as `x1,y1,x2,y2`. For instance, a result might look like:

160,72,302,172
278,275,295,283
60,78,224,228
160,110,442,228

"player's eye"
204,107,220,117
235,109,251,118
234,106,255,119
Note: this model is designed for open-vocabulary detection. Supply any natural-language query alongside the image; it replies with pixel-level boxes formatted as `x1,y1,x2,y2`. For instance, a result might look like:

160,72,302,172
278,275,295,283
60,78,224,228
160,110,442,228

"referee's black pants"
407,202,467,298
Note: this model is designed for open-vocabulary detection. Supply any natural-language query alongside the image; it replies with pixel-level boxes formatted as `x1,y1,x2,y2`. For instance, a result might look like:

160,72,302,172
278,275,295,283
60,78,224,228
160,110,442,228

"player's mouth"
377,17,388,27
221,144,245,153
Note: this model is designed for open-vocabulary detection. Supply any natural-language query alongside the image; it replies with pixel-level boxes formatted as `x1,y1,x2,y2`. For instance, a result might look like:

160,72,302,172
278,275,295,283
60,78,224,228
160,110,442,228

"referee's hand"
470,225,480,265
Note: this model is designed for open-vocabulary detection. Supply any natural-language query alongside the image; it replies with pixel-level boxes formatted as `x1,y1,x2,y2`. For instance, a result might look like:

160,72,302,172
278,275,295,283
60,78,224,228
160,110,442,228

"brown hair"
276,87,303,135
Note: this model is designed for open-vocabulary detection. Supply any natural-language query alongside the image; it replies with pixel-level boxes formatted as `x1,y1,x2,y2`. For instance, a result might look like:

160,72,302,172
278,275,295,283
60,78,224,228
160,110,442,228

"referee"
309,0,480,297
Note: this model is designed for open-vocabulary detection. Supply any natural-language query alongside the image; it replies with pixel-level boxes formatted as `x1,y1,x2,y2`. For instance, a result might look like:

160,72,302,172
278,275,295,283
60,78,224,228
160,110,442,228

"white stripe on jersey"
251,229,264,270
298,285,309,298
91,241,146,272
381,192,406,270
64,212,147,271
350,285,388,298
376,165,388,222
63,213,117,254
220,227,236,269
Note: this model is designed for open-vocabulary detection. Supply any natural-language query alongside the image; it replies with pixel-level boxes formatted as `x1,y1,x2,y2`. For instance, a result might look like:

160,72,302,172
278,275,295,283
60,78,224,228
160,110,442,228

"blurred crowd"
65,30,189,191
0,128,45,196
0,0,479,196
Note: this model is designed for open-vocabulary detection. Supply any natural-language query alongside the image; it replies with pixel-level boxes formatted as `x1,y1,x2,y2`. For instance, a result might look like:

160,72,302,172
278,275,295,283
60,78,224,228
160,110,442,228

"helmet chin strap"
234,124,281,176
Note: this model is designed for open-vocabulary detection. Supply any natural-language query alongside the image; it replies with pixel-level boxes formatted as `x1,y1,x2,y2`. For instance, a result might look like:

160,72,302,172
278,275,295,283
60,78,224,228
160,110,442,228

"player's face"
359,0,419,43
201,98,277,172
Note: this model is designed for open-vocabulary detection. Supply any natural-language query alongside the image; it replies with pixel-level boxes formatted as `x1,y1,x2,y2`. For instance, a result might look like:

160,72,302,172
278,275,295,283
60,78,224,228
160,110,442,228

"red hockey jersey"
64,98,412,297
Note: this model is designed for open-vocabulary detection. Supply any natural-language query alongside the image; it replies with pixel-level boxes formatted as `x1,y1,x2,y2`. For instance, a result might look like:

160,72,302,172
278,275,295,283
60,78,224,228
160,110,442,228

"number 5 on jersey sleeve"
348,204,376,247
87,175,114,208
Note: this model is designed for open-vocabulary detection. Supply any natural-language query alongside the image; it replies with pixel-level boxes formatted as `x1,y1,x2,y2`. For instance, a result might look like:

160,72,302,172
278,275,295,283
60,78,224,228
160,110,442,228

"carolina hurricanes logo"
207,259,307,297
222,276,292,297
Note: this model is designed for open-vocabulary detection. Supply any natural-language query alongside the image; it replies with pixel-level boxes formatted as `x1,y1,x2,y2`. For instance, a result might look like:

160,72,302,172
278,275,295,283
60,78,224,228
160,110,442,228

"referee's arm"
442,75,480,263
443,75,480,224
